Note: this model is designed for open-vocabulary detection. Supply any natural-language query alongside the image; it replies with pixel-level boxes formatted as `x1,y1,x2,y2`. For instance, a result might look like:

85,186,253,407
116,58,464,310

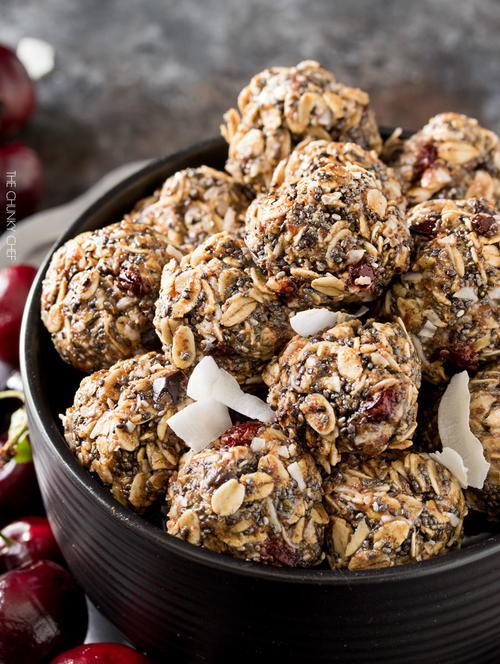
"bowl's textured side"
22,138,500,664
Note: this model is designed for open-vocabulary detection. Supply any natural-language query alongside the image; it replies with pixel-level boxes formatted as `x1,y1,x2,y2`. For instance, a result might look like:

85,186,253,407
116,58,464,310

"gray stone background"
3,0,500,210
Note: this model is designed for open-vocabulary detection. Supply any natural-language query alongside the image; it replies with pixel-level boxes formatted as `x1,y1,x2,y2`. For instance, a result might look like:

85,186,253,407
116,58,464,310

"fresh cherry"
50,642,152,664
0,263,37,365
0,516,61,572
0,559,88,663
0,44,36,138
0,142,44,219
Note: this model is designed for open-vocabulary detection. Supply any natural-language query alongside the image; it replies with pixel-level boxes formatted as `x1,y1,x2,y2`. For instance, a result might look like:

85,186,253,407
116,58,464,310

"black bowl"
21,137,500,664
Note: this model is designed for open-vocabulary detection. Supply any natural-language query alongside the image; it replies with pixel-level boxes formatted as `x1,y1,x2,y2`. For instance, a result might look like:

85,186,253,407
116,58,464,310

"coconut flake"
437,371,490,489
453,286,478,302
17,37,55,80
167,399,232,452
187,356,274,423
187,356,222,401
418,319,437,339
488,286,500,300
287,461,306,490
290,309,338,336
346,249,365,265
250,437,266,452
431,448,468,489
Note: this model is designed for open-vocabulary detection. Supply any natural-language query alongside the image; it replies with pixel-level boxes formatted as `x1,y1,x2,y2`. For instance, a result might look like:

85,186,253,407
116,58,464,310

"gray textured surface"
3,0,500,210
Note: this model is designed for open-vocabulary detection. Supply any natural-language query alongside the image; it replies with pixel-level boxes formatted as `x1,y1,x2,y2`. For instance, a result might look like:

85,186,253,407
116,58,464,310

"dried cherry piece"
472,214,497,237
264,536,298,567
220,421,262,447
442,344,479,372
411,214,440,237
360,386,400,424
413,141,438,179
116,265,146,297
348,262,375,288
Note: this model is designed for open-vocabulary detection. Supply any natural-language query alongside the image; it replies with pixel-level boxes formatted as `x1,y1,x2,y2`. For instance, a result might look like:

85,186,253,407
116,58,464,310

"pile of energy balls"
42,61,500,570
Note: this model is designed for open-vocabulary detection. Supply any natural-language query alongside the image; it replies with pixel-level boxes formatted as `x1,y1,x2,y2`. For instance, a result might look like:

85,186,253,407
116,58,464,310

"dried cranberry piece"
411,214,440,237
220,421,262,447
348,262,375,288
360,386,400,423
116,265,146,297
264,536,298,567
442,344,479,371
209,343,236,358
472,214,497,237
413,141,438,179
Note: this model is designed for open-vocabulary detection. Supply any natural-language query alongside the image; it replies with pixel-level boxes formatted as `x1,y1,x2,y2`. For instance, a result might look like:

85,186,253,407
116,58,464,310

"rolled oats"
324,452,467,569
62,352,192,511
221,61,381,191
265,318,421,470
167,423,327,566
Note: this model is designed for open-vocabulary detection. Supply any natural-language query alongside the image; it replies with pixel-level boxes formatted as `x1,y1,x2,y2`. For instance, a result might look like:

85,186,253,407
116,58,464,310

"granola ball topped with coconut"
167,422,328,567
245,161,411,309
382,198,500,383
392,113,500,207
324,452,467,570
154,231,293,386
222,60,382,191
264,318,421,470
62,352,192,511
271,138,405,212
136,166,252,253
41,222,172,373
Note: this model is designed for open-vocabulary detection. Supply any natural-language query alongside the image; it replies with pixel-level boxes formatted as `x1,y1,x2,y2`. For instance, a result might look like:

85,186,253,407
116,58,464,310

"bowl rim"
20,136,500,586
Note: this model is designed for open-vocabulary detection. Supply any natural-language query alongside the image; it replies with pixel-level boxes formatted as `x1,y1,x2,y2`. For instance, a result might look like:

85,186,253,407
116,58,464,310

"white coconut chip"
436,371,490,489
186,356,222,401
453,286,478,302
287,461,306,490
167,399,232,453
17,37,55,80
187,356,275,423
290,308,339,336
430,448,468,489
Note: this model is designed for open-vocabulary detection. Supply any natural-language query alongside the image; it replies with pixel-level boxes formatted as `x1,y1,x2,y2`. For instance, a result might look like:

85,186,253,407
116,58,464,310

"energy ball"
382,198,500,383
392,113,500,207
62,352,192,511
271,138,405,212
167,422,328,567
154,231,292,386
245,162,411,309
264,318,421,470
222,60,382,191
41,222,172,373
137,166,252,253
324,452,467,570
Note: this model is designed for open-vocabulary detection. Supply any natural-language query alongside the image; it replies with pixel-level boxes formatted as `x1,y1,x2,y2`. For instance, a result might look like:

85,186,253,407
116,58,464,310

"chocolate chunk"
153,371,183,404
411,214,440,237
348,262,375,287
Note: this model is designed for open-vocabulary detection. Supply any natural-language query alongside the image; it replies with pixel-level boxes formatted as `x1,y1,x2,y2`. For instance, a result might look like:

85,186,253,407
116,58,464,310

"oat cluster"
62,352,191,511
265,318,421,470
41,222,172,373
324,452,467,570
41,61,500,571
167,423,327,566
245,161,411,309
382,198,499,383
222,60,382,191
154,231,292,386
136,166,251,253
392,113,500,207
